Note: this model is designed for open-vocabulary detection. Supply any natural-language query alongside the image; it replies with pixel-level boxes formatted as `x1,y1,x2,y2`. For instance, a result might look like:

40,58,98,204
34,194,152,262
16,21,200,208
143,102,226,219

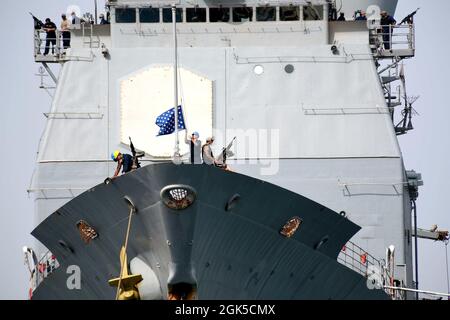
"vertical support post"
413,200,419,300
94,0,98,24
56,30,60,57
323,3,329,44
34,30,40,56
445,241,450,296
35,264,39,290
323,3,328,21
90,24,94,48
388,58,394,121
389,24,393,51
172,5,180,158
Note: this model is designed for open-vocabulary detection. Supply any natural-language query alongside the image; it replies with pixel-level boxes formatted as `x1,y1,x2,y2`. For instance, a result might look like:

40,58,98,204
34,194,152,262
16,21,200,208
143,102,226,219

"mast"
172,4,180,159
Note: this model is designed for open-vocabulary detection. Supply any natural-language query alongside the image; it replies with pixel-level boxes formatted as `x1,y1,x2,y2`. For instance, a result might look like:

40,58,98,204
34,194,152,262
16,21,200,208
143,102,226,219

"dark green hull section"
32,163,388,300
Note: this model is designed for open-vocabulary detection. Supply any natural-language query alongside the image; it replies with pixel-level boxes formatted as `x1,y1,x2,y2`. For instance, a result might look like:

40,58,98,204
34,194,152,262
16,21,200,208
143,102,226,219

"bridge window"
162,8,183,23
256,6,276,21
186,7,206,23
116,8,136,23
280,6,300,21
232,6,253,22
210,7,230,22
303,5,324,21
139,8,160,23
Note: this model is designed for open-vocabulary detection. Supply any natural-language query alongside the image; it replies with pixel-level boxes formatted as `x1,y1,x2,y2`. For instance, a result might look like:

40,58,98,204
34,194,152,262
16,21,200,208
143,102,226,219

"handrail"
338,241,404,299
33,24,100,62
29,250,59,295
34,29,64,59
369,24,415,57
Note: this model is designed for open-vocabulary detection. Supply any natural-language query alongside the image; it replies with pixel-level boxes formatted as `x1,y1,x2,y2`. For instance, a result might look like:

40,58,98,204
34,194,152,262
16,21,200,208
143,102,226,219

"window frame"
232,6,254,23
279,6,300,21
186,7,207,23
255,6,277,22
139,7,160,23
209,7,231,23
303,5,324,21
115,8,137,23
162,7,183,23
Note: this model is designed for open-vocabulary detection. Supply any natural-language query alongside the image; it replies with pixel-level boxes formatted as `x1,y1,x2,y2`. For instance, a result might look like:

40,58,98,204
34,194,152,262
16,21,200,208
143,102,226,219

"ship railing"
34,29,65,62
338,241,399,298
34,24,100,63
80,23,101,48
338,241,381,276
29,250,59,296
369,24,415,58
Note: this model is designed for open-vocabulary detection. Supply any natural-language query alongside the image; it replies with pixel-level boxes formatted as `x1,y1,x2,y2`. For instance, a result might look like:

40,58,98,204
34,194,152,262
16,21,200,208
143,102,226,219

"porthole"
284,64,295,74
253,65,264,75
225,193,241,211
314,235,329,250
58,240,74,253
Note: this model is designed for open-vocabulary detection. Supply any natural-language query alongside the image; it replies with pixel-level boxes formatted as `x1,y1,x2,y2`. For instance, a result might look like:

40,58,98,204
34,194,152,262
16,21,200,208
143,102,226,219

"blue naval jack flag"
155,105,186,136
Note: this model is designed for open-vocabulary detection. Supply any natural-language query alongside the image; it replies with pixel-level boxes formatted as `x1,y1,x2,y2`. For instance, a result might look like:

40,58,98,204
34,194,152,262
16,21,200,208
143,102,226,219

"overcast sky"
0,0,449,300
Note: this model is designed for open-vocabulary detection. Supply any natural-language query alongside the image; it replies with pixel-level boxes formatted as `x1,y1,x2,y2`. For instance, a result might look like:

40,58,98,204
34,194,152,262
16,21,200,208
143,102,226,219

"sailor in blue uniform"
111,150,133,178
380,11,397,50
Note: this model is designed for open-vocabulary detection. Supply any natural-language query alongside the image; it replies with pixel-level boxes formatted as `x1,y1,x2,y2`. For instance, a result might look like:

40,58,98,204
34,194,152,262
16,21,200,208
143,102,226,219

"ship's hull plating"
31,163,388,300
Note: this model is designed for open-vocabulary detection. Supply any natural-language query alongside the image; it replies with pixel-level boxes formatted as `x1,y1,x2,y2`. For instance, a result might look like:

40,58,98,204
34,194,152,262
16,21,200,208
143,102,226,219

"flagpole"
172,4,180,159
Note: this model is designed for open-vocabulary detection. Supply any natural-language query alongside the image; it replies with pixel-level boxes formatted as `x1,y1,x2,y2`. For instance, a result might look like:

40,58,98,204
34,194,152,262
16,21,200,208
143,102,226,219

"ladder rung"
388,102,402,108
382,76,400,85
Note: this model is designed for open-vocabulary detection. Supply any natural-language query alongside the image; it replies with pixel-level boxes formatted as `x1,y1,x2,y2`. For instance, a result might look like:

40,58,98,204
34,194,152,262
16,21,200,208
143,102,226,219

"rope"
115,206,135,300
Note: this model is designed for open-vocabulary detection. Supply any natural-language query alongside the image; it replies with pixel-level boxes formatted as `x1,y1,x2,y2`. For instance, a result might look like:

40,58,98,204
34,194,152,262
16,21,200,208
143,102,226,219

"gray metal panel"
32,163,387,299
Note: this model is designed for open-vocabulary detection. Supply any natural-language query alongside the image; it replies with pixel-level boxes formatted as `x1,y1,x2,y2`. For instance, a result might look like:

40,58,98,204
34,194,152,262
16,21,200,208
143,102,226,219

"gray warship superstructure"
26,0,424,300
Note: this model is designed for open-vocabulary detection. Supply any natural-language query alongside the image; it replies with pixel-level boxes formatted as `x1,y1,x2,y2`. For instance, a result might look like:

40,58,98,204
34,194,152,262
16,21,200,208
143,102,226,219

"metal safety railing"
34,24,100,62
29,251,59,296
338,241,403,299
80,23,101,48
34,29,66,60
338,241,382,276
369,24,415,58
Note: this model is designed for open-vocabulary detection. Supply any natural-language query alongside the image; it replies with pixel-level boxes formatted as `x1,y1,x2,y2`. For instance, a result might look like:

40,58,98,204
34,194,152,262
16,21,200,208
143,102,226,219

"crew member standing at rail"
380,11,396,50
355,10,367,21
202,137,217,166
71,11,81,25
99,13,109,25
60,14,71,51
337,13,346,21
43,18,57,55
